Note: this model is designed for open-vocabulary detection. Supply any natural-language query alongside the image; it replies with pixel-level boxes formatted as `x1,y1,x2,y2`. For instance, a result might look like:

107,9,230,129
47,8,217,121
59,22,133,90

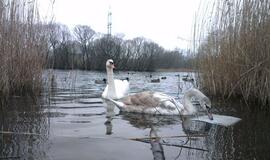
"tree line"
45,23,194,71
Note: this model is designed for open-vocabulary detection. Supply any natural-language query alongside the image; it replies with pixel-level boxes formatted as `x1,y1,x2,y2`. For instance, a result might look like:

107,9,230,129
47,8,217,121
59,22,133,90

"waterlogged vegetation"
195,0,270,108
0,0,47,98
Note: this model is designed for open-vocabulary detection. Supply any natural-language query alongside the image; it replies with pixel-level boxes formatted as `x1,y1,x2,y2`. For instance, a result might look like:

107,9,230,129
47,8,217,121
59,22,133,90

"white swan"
107,88,213,120
102,59,129,99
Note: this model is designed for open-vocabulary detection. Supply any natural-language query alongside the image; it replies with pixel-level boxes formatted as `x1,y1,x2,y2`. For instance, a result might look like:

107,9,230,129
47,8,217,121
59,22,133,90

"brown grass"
195,0,270,108
0,0,47,98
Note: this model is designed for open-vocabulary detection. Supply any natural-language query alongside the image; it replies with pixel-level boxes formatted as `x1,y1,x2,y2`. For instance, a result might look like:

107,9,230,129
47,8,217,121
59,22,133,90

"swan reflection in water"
149,127,165,160
124,113,213,160
121,113,179,160
103,100,214,160
103,100,115,135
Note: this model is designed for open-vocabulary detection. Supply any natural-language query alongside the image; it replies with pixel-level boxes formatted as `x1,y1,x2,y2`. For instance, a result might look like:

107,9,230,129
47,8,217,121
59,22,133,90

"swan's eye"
205,104,210,109
109,61,114,65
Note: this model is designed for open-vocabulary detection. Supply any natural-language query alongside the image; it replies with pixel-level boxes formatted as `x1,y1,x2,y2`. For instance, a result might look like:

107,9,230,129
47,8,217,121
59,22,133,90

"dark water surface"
1,70,270,160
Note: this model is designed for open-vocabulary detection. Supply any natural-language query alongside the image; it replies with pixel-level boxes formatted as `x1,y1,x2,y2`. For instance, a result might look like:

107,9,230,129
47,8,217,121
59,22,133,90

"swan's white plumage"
101,59,129,99
108,88,212,118
102,79,129,99
108,91,184,115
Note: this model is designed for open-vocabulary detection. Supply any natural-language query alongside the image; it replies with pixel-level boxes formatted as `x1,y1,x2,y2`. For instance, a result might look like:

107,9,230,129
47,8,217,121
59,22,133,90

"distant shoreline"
155,68,196,72
44,68,197,73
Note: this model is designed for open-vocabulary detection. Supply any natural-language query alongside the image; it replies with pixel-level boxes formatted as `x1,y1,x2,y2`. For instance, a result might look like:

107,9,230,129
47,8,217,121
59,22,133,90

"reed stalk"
195,0,270,108
0,0,47,99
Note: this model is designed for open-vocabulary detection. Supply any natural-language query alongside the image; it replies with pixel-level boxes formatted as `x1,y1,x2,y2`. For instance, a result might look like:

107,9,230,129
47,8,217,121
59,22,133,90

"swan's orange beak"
112,64,115,69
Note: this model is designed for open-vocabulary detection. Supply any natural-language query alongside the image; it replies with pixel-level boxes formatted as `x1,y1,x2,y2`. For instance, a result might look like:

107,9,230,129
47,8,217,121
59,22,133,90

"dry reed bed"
0,0,47,98
195,0,270,108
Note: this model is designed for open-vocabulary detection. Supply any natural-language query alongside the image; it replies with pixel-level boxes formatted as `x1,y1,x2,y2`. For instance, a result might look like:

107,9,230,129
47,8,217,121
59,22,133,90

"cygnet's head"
106,59,115,69
185,88,213,120
199,97,213,120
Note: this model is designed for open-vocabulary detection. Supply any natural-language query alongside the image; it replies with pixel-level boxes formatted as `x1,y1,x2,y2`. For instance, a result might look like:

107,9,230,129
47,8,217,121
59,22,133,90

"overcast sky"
39,0,205,50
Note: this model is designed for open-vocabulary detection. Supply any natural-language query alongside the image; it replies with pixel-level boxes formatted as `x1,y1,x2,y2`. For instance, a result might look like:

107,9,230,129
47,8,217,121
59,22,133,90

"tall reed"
0,0,47,98
195,0,270,108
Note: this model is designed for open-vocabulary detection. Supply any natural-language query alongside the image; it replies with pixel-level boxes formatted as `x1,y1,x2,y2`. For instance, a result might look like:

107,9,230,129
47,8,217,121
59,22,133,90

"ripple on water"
2,70,268,160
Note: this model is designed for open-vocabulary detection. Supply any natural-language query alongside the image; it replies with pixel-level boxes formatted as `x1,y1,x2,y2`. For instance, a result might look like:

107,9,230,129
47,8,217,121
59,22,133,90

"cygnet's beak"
206,105,213,120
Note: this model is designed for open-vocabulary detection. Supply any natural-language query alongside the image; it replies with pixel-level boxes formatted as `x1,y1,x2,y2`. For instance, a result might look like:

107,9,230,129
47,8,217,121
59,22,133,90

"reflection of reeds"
0,0,47,98
195,0,270,107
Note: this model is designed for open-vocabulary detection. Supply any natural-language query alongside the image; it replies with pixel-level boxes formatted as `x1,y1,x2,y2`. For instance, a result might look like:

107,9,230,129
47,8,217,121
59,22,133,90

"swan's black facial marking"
106,59,115,69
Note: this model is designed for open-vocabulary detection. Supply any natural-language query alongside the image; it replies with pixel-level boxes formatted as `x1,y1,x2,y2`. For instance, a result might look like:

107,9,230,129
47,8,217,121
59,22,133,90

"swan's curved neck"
106,67,116,97
183,92,197,114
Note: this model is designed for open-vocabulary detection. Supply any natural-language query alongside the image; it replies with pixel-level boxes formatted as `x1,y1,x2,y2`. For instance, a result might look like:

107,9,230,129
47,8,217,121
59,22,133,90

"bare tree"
46,24,194,71
47,23,62,68
48,24,75,69
74,25,95,69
